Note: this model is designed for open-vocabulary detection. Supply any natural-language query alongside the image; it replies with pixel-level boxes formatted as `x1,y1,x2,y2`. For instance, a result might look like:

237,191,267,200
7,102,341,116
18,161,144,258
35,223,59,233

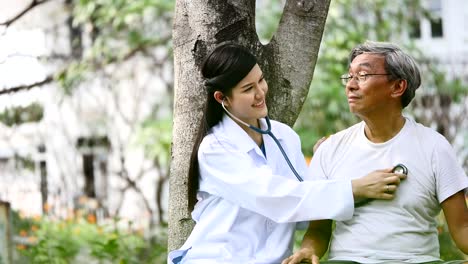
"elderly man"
283,41,468,264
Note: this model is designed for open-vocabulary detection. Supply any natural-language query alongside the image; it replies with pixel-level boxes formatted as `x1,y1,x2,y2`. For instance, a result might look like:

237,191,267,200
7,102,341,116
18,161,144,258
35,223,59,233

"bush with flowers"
11,206,167,264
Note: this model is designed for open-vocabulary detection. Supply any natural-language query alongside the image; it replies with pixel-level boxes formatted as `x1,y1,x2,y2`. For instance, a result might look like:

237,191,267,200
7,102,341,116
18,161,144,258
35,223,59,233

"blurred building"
0,0,171,227
411,0,468,82
408,0,468,170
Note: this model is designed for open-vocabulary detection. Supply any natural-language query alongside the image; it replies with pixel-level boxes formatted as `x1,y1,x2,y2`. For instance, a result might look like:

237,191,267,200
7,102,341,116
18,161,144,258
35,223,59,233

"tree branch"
0,75,54,95
0,35,170,98
0,0,52,28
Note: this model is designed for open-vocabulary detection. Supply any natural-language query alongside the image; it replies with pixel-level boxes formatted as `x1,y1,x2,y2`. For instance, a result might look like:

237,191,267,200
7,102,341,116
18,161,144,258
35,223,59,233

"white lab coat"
168,115,354,264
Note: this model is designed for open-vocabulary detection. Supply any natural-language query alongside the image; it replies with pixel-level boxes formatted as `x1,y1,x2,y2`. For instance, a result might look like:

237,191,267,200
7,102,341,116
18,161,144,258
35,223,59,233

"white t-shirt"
168,115,355,264
309,117,468,263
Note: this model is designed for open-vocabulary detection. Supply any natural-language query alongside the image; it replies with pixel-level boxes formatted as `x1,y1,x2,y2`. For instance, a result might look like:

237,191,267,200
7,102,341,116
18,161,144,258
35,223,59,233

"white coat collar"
215,114,282,154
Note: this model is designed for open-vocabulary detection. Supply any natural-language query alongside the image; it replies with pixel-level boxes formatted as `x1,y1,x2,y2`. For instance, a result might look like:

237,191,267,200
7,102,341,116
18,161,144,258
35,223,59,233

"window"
76,136,110,198
430,17,443,37
429,0,443,38
409,19,421,39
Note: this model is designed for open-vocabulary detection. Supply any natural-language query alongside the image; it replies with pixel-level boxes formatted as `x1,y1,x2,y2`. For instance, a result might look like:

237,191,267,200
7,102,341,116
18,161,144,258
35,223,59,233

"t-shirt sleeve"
432,134,468,203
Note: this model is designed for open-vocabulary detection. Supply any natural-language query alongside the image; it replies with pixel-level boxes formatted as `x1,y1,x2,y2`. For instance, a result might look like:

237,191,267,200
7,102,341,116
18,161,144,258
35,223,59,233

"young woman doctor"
168,43,406,264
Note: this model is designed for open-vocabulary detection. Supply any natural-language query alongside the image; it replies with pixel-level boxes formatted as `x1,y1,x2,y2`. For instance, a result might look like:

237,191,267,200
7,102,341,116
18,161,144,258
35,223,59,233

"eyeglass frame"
340,71,391,86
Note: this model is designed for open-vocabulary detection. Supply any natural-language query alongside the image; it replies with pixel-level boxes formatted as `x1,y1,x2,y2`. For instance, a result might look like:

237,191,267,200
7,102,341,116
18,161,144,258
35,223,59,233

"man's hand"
312,136,328,154
282,248,320,264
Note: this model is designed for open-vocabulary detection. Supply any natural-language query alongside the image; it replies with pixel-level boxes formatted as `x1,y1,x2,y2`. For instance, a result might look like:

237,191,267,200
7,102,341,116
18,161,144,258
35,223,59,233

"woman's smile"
253,100,265,108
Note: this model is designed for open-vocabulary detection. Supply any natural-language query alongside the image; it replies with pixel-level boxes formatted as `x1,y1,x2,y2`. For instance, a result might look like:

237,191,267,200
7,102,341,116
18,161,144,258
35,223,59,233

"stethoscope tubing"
221,101,304,182
248,118,304,182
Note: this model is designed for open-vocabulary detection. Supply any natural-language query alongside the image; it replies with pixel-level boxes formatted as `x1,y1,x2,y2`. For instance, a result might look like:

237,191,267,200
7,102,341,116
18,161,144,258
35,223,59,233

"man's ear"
391,79,407,98
214,91,225,104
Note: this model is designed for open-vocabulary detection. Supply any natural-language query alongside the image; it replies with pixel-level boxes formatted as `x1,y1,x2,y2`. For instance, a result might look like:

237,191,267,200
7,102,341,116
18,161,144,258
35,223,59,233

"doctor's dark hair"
188,43,257,211
349,41,421,108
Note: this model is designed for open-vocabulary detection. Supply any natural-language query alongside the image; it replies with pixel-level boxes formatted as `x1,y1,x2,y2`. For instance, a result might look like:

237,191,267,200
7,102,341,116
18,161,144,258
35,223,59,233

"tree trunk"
169,0,331,251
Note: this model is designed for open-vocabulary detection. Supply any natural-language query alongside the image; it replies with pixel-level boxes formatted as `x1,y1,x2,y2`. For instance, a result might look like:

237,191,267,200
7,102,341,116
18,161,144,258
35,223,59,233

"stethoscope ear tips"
392,164,408,175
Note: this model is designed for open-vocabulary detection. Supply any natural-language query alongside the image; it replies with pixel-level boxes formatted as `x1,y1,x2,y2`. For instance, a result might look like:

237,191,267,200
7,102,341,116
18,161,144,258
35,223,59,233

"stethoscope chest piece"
392,164,408,175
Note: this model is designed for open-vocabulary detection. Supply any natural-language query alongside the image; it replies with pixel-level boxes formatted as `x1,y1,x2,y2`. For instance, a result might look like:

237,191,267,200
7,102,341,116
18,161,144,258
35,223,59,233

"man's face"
345,53,395,117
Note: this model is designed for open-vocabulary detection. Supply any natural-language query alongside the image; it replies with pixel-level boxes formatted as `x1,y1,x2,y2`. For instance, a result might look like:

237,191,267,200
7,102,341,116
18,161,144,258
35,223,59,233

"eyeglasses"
340,72,391,86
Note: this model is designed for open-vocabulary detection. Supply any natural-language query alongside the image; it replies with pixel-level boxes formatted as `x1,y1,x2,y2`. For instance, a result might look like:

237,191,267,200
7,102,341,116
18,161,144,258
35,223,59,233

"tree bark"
169,0,331,251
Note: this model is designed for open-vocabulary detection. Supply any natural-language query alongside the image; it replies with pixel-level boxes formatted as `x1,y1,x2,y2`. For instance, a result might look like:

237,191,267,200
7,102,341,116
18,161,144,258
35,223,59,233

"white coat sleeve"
198,138,355,223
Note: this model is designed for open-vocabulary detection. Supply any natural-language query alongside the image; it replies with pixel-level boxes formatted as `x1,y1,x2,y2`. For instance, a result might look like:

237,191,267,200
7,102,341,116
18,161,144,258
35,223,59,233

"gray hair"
349,41,421,108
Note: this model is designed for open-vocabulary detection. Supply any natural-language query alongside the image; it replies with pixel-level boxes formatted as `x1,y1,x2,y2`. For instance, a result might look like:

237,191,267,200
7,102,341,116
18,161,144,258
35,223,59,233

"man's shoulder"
314,122,363,157
328,121,363,142
405,117,448,144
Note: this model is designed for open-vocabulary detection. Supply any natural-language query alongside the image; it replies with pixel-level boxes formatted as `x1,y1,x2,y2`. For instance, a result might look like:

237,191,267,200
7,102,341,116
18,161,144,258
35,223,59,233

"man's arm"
282,219,333,264
441,191,468,254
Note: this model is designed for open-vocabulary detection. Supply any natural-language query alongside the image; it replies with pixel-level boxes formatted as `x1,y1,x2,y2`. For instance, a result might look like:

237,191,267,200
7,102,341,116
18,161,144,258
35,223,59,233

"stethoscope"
222,100,304,182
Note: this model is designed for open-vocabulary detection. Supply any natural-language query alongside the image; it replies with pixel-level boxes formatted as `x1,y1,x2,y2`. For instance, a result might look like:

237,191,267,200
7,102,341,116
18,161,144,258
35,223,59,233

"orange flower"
28,236,38,243
16,244,26,250
31,225,39,232
43,203,52,213
19,230,28,237
87,214,96,224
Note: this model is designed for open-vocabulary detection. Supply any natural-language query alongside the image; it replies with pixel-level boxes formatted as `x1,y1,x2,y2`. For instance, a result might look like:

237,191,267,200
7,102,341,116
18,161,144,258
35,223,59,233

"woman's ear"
214,91,225,104
391,79,407,98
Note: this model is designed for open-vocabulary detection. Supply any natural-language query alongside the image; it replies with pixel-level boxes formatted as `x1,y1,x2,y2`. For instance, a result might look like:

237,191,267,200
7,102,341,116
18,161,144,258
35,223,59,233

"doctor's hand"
281,248,319,264
351,168,407,200
312,136,328,154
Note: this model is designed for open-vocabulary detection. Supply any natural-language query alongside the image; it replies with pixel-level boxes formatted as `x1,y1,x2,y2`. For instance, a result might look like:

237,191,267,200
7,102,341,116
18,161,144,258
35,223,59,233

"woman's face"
224,64,268,126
